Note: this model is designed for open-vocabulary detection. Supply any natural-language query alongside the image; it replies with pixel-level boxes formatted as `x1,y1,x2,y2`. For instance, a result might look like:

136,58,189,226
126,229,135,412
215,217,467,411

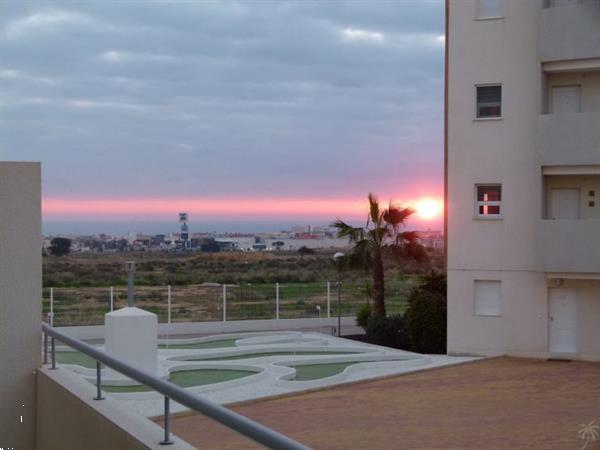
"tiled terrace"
163,357,600,449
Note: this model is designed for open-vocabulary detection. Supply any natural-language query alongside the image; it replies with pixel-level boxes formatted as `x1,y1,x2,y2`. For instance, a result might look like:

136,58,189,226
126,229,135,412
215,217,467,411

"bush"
356,303,372,330
365,314,408,348
404,272,447,354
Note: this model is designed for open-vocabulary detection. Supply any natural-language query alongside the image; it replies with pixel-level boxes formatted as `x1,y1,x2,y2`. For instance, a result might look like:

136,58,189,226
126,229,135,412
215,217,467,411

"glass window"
476,85,502,118
476,185,502,217
476,0,504,19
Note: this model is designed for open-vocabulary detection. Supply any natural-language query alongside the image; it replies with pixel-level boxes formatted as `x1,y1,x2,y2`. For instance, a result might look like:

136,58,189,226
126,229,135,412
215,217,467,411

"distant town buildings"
42,225,444,255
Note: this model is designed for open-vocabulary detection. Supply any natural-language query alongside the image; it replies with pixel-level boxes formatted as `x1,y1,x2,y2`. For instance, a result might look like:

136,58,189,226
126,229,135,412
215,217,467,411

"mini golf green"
193,351,360,361
291,362,360,381
101,368,256,393
56,351,97,369
158,338,237,349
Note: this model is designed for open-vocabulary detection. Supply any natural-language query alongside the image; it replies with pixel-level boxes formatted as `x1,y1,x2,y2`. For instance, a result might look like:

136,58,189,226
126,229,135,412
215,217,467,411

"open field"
42,250,436,326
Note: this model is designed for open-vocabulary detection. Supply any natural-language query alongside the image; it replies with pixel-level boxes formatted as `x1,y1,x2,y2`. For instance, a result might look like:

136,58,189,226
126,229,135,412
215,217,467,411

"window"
476,0,504,19
476,85,502,118
474,280,502,316
476,185,502,218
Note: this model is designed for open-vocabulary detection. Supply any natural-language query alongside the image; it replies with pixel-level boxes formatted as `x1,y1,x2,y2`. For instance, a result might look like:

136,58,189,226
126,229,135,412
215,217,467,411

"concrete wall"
36,368,194,450
0,162,41,449
537,112,600,166
539,0,600,62
60,316,359,340
537,219,600,273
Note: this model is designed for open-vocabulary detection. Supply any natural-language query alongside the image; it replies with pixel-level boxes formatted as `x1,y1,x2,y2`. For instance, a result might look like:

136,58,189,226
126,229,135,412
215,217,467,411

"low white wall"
59,316,358,340
36,367,194,450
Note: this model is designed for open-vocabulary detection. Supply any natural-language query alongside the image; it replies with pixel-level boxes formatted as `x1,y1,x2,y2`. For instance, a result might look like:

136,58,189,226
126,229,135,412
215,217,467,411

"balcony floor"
162,357,600,449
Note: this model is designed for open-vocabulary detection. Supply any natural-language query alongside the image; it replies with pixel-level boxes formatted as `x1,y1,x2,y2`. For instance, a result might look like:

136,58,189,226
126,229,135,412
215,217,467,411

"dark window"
477,85,502,118
476,185,502,217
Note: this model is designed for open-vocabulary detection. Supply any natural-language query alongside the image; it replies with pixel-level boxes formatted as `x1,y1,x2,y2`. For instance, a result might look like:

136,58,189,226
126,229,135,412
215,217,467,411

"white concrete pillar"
104,307,158,378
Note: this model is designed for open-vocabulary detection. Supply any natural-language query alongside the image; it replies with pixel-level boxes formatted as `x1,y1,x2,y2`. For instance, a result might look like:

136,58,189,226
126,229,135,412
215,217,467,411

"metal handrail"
41,322,310,450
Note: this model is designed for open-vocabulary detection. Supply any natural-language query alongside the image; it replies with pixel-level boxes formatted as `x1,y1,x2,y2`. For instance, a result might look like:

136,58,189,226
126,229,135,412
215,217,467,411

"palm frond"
331,219,365,243
368,192,381,225
384,205,415,227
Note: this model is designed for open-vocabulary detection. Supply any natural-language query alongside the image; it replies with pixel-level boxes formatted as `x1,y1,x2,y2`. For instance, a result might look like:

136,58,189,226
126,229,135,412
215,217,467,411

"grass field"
42,250,434,326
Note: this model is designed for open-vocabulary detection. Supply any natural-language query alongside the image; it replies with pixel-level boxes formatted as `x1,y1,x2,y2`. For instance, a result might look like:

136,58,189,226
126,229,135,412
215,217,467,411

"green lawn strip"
158,338,237,349
101,369,254,393
189,351,359,361
291,362,359,381
56,351,98,368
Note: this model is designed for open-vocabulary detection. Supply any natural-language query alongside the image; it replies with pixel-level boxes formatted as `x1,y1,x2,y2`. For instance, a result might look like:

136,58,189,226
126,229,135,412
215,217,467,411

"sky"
0,1,445,234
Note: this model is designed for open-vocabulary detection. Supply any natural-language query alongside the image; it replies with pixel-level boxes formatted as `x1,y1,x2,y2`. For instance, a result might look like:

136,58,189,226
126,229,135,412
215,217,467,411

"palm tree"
332,193,427,317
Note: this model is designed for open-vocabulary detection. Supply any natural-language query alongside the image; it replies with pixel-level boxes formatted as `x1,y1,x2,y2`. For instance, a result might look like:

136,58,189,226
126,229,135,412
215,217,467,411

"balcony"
538,219,600,274
539,1,600,63
536,112,600,166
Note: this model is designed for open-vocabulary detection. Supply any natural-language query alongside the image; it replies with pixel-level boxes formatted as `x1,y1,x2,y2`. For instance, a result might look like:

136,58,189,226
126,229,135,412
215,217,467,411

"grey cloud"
0,0,444,201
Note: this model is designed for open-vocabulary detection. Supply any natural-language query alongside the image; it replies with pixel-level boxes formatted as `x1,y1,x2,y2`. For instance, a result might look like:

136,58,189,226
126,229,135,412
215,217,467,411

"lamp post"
125,261,135,307
333,252,345,337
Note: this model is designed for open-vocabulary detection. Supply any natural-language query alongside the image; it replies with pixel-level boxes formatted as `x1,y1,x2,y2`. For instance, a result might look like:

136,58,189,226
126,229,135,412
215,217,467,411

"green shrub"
404,272,447,354
365,314,407,348
356,303,372,330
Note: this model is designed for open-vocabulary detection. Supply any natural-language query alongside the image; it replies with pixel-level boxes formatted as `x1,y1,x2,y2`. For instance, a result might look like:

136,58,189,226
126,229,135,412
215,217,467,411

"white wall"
0,162,41,449
37,368,194,450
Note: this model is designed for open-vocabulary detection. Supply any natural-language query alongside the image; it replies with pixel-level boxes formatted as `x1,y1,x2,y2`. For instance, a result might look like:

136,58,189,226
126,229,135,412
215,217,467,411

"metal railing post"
43,331,48,365
94,361,105,400
222,284,227,322
326,281,331,318
275,282,280,320
49,287,54,326
51,336,56,369
160,396,173,445
110,286,114,312
167,285,172,325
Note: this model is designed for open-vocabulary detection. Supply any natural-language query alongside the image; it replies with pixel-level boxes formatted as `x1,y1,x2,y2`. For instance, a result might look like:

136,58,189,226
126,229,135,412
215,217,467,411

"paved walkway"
164,357,600,450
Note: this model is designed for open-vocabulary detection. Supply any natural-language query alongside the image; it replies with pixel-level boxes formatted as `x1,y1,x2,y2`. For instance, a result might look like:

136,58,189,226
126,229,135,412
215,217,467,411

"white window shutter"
474,280,502,316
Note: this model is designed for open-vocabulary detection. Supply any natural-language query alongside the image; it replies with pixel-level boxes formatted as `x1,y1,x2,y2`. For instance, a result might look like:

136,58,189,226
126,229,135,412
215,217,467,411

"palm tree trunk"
372,254,386,316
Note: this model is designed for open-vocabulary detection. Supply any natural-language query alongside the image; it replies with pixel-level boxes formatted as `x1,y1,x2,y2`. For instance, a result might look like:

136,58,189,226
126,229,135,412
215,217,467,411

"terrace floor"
164,357,600,449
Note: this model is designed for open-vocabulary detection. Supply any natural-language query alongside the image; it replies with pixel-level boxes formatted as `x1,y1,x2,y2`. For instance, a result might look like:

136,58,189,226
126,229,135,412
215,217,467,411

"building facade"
446,0,600,360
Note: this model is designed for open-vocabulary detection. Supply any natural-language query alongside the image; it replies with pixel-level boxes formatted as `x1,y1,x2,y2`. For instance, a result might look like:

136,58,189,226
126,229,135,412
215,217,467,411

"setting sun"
415,198,443,221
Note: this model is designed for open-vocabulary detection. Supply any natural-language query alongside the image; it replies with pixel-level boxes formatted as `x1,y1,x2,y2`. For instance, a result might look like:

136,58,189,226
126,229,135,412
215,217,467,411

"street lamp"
125,261,135,307
333,252,345,337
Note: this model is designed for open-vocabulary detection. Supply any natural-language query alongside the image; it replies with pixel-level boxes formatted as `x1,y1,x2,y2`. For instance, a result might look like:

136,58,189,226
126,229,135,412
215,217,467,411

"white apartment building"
446,0,600,360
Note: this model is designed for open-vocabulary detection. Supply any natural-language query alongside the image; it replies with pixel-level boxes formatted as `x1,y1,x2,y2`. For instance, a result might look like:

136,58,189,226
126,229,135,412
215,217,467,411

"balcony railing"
536,112,600,166
539,1,600,62
538,219,600,274
42,322,310,449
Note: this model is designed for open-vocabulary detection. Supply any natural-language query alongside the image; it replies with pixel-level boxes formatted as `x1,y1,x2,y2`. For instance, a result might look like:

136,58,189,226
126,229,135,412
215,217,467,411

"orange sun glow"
415,198,443,221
